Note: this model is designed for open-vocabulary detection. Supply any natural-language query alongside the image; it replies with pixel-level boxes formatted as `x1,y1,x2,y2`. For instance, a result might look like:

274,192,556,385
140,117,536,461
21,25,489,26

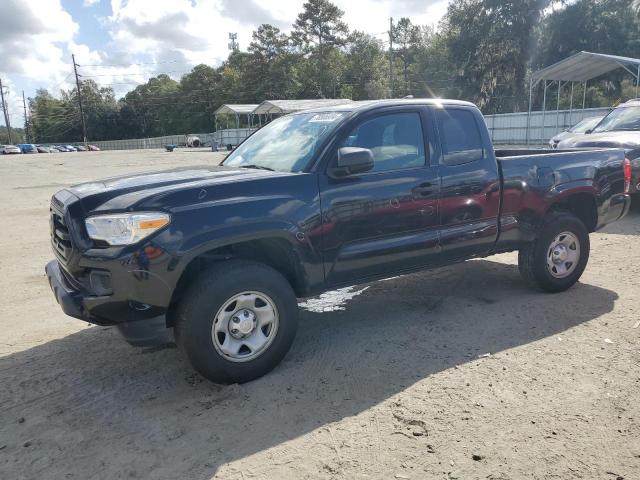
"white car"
548,116,604,149
1,145,22,154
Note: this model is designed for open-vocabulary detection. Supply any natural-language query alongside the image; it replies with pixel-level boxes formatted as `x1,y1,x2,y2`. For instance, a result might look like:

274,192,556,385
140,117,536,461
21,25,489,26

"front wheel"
518,212,590,293
175,260,299,384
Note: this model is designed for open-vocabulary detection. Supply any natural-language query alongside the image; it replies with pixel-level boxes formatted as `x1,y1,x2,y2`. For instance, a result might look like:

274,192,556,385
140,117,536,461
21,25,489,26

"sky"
0,0,450,128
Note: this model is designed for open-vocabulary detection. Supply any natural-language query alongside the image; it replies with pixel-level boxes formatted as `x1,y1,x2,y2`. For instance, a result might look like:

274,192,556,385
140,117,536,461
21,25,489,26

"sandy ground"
0,149,639,480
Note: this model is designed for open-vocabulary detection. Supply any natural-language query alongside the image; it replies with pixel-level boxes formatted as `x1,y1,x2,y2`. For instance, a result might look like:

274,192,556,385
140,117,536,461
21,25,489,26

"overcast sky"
0,0,450,128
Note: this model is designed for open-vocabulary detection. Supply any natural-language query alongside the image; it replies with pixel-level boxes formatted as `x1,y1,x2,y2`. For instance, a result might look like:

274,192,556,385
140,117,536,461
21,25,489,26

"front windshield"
592,106,640,133
223,111,347,172
569,117,601,133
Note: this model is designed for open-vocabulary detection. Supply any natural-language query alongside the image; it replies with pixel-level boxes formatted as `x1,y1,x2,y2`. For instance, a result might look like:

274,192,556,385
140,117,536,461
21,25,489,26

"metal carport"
526,51,640,145
252,99,354,117
214,104,259,130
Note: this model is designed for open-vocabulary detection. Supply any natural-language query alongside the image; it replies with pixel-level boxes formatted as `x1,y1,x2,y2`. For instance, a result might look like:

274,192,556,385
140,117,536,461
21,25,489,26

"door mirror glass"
331,147,374,177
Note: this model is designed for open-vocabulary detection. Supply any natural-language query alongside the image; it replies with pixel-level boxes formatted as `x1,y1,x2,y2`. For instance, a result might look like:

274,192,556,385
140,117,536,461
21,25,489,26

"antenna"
228,33,238,51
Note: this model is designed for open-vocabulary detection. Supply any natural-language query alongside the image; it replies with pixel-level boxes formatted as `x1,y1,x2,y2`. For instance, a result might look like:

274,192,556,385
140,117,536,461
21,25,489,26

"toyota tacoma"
46,99,632,383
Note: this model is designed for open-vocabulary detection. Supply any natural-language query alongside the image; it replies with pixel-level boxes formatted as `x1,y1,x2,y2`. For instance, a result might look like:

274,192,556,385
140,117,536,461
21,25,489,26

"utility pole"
22,91,29,143
0,78,12,144
72,54,88,147
388,17,394,98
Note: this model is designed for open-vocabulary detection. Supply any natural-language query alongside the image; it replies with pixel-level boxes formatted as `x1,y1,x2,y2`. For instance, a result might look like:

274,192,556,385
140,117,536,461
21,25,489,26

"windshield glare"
223,111,347,172
593,106,640,133
569,117,601,133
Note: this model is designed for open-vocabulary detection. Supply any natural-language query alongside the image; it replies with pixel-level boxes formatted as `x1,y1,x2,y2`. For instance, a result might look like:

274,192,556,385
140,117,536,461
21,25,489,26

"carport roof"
252,99,354,115
532,51,640,85
213,104,259,115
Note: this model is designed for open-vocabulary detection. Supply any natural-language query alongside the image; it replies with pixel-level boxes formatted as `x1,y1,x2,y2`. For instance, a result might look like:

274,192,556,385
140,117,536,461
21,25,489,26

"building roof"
213,104,259,115
252,99,354,115
532,51,640,85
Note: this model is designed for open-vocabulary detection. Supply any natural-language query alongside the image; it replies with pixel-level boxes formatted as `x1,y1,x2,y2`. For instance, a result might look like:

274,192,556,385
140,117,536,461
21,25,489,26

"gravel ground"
0,149,639,480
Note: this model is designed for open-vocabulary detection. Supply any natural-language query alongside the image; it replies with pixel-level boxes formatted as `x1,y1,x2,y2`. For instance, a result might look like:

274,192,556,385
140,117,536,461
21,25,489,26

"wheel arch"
545,188,598,233
166,235,308,326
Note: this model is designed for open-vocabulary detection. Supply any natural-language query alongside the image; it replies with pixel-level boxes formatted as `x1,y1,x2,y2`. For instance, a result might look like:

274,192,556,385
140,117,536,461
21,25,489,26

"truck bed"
496,147,628,234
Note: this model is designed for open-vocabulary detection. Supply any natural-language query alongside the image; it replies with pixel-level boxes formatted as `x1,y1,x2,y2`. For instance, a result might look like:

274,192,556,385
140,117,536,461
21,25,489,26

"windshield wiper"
240,164,275,171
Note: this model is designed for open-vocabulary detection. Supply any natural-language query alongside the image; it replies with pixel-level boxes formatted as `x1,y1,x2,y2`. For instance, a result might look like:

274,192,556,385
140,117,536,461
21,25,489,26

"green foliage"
0,126,25,144
291,0,349,97
23,0,640,143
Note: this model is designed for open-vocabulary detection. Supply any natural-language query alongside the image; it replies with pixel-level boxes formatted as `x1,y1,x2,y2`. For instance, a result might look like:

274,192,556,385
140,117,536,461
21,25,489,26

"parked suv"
558,99,640,193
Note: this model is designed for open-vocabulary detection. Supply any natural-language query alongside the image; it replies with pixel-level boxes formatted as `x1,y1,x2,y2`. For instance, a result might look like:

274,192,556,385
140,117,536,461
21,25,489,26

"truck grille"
50,207,73,262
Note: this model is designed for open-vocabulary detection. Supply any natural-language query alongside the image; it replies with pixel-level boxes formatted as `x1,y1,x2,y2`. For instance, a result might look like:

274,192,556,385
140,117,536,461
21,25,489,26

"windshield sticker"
308,113,344,123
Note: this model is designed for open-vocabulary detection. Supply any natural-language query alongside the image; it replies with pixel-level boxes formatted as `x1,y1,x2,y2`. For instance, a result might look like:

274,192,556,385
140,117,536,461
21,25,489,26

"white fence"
213,128,255,148
89,133,215,151
87,129,257,151
485,107,611,145
81,107,612,151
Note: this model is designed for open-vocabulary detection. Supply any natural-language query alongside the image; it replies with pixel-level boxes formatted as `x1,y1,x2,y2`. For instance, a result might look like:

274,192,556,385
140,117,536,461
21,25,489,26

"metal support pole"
582,81,587,110
22,91,29,142
569,82,574,126
555,81,561,134
541,80,548,146
0,78,12,144
72,54,88,147
235,113,239,129
526,77,533,146
388,17,394,98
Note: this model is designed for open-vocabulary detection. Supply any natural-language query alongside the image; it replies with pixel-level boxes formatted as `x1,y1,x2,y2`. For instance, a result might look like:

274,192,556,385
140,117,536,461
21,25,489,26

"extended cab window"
436,108,484,165
341,112,426,172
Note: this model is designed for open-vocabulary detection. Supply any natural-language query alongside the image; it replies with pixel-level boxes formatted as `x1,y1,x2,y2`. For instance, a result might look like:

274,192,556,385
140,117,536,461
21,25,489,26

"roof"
213,104,259,115
621,98,640,107
532,51,640,85
299,98,476,113
252,99,354,115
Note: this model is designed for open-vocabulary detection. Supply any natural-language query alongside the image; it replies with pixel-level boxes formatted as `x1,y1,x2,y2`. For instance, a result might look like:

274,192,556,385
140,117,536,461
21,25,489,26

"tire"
518,211,590,293
175,259,299,384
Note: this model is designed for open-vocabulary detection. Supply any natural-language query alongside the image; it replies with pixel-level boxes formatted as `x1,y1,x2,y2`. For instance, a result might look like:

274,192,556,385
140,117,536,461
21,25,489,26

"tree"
179,64,222,132
248,24,299,100
29,88,79,143
344,31,388,99
291,0,349,97
441,0,552,113
392,18,421,96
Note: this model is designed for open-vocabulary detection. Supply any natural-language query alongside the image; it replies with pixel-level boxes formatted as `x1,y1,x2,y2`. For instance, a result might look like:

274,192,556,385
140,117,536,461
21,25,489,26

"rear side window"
341,112,426,172
436,108,484,165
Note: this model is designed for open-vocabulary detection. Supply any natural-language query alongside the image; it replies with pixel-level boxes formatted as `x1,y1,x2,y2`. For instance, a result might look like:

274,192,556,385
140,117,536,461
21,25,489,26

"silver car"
1,145,22,154
549,116,604,149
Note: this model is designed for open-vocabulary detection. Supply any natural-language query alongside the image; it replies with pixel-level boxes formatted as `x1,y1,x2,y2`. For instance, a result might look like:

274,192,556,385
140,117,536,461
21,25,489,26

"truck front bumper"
46,260,88,321
45,259,168,326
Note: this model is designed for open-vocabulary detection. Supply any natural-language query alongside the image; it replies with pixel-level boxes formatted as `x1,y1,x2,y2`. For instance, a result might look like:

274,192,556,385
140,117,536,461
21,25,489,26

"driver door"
318,108,441,287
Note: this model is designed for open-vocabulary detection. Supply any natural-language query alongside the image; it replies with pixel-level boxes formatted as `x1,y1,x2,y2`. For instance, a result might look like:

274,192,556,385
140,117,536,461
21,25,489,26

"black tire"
175,259,299,384
518,211,590,293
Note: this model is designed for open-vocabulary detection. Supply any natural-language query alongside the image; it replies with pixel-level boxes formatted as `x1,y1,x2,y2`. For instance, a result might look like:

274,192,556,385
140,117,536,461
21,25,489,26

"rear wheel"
518,211,590,293
175,260,299,384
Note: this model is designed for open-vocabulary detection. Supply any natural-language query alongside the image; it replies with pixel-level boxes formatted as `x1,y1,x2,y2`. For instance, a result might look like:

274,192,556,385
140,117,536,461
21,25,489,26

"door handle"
413,182,434,196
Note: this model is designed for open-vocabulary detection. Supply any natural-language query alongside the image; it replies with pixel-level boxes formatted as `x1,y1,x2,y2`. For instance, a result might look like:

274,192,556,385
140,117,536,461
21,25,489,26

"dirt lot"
0,149,639,480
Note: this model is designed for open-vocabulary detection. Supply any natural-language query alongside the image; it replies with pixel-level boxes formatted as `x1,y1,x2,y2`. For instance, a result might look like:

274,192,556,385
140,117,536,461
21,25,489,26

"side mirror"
330,147,374,177
585,129,593,134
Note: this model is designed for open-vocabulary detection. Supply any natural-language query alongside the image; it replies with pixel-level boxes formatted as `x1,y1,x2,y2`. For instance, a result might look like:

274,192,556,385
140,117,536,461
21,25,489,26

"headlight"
85,212,171,246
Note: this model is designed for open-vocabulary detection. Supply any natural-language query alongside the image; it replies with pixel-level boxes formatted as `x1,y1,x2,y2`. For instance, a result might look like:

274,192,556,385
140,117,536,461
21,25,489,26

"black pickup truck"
46,99,632,383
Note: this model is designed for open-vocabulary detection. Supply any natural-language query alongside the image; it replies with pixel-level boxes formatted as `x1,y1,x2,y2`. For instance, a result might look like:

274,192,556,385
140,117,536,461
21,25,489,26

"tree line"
25,0,640,144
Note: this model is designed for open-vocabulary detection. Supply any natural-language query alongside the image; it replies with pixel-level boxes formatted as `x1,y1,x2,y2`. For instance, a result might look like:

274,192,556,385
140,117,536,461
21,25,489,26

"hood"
557,130,640,149
64,165,288,212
